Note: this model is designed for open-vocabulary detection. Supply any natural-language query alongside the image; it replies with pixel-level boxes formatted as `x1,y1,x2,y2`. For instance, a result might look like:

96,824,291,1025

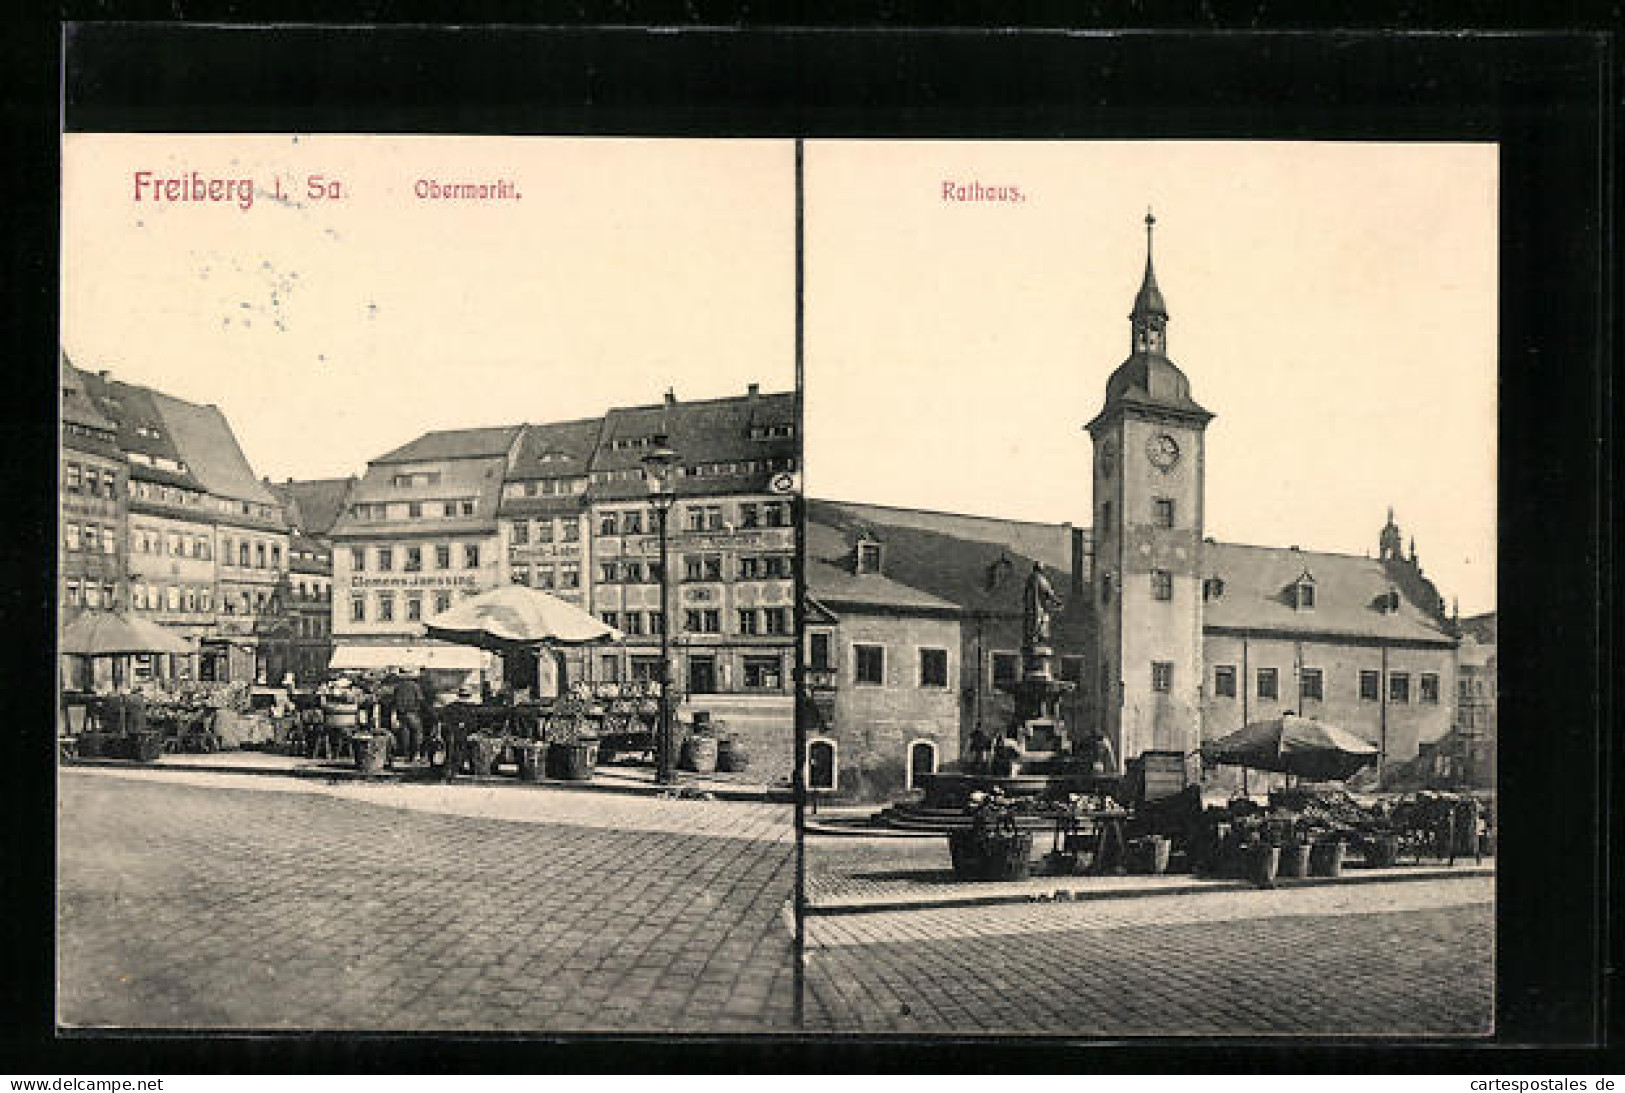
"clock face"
1147,433,1181,470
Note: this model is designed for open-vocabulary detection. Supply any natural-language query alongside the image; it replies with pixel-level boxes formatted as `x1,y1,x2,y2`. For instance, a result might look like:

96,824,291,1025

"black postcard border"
3,20,1614,1074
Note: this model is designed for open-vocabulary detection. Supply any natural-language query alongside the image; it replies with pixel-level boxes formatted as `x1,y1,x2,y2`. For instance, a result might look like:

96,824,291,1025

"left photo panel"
58,135,802,1032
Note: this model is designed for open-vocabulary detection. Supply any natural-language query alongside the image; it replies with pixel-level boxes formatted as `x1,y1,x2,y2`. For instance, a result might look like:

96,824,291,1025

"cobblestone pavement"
803,876,1493,1036
58,769,796,1032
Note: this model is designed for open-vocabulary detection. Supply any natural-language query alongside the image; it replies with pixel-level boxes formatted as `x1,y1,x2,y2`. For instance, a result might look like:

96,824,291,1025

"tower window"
1153,497,1175,528
1151,570,1173,601
1151,661,1174,693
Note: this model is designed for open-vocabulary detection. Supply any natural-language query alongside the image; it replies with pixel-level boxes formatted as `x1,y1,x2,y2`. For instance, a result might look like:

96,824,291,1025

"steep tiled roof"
76,372,207,491
268,477,357,537
1201,542,1456,645
148,391,280,508
331,455,508,537
374,425,523,465
808,500,1085,625
809,499,1079,573
508,418,602,480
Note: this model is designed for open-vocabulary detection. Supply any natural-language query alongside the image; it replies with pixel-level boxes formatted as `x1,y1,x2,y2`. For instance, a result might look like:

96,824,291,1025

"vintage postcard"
797,140,1497,1036
57,134,801,1032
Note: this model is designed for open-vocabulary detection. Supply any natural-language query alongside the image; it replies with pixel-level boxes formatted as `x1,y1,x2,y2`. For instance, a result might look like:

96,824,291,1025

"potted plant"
679,713,719,774
545,716,598,781
947,790,1033,882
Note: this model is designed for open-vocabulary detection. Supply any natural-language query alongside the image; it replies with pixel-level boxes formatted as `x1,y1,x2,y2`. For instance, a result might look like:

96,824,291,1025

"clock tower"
1086,212,1214,766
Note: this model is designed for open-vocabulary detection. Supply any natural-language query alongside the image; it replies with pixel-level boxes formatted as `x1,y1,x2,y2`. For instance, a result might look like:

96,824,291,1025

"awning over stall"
327,644,486,672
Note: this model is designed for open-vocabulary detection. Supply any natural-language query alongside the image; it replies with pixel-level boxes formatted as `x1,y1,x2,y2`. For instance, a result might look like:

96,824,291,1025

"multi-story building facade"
60,358,128,641
267,477,355,685
72,364,292,683
328,427,520,677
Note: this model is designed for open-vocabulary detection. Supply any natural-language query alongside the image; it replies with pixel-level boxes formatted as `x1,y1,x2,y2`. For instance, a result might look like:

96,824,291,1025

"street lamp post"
642,438,681,785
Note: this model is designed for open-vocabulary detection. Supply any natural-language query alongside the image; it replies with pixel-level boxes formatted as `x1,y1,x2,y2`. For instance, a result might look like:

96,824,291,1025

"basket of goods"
544,716,598,781
464,733,504,777
715,736,750,774
513,739,546,783
350,731,390,776
947,790,1033,882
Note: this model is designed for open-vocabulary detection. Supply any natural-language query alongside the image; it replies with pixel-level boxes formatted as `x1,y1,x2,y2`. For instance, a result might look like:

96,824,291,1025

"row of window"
510,478,584,499
62,522,118,555
511,563,582,590
131,526,211,560
1207,664,1441,704
805,635,1086,692
349,499,479,522
62,580,118,609
595,610,664,636
845,645,951,688
127,478,204,508
350,543,482,573
1097,496,1179,534
349,588,479,623
62,461,121,499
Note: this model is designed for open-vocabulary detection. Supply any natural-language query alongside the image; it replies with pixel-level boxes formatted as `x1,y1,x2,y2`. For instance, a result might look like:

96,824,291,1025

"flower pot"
123,731,164,763
350,732,389,776
679,734,718,774
1278,842,1313,878
1128,836,1171,875
715,738,749,773
1309,840,1346,877
947,829,1033,881
466,734,503,777
514,741,546,783
550,740,598,782
1364,835,1400,868
1248,844,1281,889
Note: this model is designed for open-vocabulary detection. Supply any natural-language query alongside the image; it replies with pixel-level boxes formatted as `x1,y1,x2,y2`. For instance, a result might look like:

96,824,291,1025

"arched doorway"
807,737,837,792
906,738,938,790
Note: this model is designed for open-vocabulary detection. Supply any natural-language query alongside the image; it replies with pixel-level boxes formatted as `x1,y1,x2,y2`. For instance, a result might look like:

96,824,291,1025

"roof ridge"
812,497,1078,531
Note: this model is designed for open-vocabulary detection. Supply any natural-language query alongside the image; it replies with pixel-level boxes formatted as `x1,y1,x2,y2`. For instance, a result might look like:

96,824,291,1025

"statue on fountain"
1022,563,1062,651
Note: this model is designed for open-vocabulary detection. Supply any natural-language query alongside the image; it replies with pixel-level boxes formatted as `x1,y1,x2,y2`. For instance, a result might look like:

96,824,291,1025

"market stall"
60,610,193,761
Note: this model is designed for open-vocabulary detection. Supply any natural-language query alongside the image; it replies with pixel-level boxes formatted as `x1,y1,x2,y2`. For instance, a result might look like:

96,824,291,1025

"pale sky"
61,134,795,478
803,141,1498,616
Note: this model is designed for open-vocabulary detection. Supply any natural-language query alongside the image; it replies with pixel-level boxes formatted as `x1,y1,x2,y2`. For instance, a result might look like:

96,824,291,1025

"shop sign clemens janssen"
348,574,481,589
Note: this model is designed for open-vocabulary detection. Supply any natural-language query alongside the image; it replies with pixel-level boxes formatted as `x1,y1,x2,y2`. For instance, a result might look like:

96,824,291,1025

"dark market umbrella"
1201,713,1379,782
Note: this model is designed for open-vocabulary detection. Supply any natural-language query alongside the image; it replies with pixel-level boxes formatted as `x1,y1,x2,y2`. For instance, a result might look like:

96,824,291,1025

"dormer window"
856,540,883,575
1376,588,1402,614
1290,570,1317,610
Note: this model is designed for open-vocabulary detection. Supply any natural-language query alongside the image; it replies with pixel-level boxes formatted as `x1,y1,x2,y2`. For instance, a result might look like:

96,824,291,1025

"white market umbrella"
423,584,623,650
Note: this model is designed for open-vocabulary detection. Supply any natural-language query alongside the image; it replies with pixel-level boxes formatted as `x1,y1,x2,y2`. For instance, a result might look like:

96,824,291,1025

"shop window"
807,738,838,792
1420,673,1440,704
1152,569,1173,601
1257,667,1279,700
1152,661,1174,693
1360,670,1381,701
1300,668,1324,702
1214,665,1237,698
1389,672,1411,703
906,740,938,791
744,655,783,689
991,651,1020,687
738,609,759,636
919,648,949,688
854,644,885,686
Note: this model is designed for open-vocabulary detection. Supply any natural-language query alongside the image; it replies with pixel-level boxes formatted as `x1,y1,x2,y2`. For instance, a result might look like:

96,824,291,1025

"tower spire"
1130,208,1168,354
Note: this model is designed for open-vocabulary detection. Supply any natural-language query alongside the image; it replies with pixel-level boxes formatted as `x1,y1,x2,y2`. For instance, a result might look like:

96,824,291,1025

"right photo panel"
798,141,1498,1036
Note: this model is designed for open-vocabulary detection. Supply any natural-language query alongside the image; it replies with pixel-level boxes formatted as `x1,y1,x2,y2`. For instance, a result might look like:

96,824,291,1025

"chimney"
746,382,760,400
97,370,110,380
664,387,677,407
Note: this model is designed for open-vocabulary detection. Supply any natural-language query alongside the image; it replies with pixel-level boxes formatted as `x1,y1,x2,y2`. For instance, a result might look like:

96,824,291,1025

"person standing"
393,670,425,766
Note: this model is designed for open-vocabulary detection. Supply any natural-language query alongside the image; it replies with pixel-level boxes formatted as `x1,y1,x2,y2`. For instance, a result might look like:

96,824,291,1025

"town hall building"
805,215,1462,800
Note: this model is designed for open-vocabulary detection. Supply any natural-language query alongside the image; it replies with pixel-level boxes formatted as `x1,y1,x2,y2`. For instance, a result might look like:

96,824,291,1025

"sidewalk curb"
805,864,1495,916
61,757,790,804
